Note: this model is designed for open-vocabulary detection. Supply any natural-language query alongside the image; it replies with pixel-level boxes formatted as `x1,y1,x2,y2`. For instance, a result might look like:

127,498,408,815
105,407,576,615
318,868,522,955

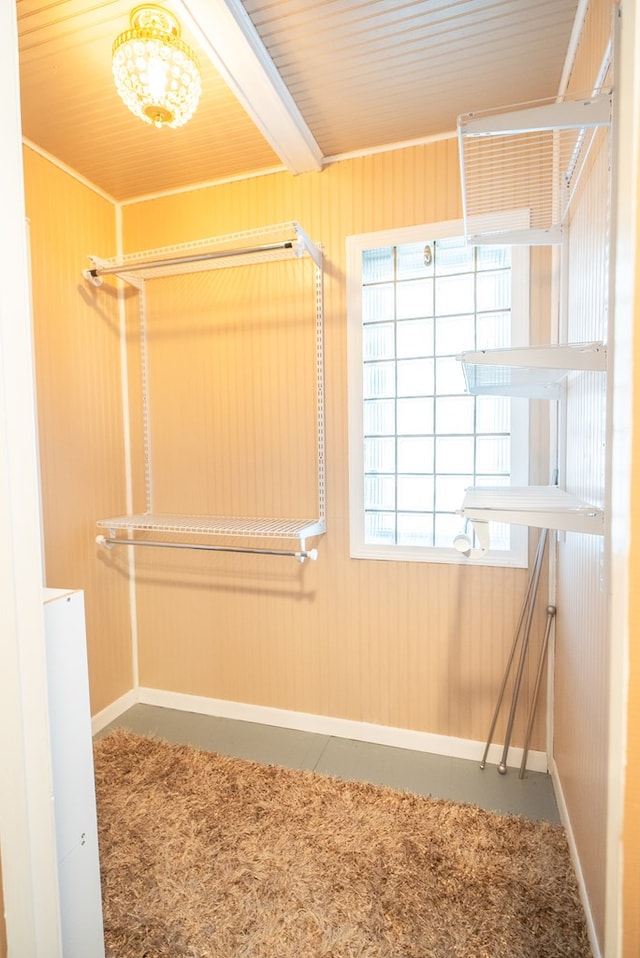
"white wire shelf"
457,91,612,245
457,342,606,398
83,222,322,286
460,486,604,535
96,514,326,561
97,513,326,541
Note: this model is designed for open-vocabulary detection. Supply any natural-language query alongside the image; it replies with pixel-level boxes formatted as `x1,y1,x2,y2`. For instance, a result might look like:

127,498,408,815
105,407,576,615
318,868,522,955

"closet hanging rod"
96,534,318,563
83,241,295,282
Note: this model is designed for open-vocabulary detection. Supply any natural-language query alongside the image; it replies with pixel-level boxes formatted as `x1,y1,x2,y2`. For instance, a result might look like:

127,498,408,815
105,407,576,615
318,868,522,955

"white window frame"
346,217,530,568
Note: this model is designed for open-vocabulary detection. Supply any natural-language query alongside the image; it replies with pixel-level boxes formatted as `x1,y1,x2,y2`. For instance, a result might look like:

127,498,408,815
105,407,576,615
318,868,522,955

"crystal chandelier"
112,5,202,129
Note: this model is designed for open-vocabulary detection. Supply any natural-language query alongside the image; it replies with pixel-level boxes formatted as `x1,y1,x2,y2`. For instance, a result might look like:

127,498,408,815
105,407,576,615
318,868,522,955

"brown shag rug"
93,729,591,958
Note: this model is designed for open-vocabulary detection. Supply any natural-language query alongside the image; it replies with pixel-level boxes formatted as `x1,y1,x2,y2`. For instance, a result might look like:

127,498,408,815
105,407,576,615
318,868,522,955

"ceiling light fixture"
112,4,202,129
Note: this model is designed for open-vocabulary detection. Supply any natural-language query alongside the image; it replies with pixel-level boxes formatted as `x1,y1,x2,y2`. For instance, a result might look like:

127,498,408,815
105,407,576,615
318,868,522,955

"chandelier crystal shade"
112,5,202,129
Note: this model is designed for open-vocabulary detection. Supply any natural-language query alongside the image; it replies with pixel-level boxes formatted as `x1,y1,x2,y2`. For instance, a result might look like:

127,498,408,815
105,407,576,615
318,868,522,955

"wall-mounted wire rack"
83,221,322,285
454,342,607,555
457,91,612,245
86,222,325,562
457,342,607,398
459,485,604,537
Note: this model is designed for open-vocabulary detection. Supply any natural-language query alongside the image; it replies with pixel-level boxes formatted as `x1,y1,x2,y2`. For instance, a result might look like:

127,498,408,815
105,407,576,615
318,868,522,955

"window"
347,219,529,567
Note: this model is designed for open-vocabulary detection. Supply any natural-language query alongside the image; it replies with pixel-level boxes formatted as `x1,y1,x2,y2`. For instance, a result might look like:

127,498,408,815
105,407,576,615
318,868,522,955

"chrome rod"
497,528,548,774
86,241,294,278
96,534,317,561
479,529,546,770
519,604,556,779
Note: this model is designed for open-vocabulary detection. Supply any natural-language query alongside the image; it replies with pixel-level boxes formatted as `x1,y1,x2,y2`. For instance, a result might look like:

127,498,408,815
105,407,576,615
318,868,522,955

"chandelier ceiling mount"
112,4,202,129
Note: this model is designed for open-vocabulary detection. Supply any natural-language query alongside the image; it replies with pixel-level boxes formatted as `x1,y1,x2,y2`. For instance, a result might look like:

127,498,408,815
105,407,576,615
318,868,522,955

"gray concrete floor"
98,703,560,823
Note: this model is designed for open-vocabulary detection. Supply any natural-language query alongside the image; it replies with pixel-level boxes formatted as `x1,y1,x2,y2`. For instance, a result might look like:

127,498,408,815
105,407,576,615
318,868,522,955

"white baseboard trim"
549,755,601,958
125,687,547,772
92,688,138,735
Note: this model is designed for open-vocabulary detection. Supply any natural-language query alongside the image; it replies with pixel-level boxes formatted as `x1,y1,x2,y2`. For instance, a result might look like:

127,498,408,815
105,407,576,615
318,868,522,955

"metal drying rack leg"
519,604,556,778
479,528,549,775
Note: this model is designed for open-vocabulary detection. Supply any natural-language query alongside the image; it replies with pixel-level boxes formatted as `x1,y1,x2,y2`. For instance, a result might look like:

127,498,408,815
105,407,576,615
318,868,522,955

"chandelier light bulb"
112,5,202,129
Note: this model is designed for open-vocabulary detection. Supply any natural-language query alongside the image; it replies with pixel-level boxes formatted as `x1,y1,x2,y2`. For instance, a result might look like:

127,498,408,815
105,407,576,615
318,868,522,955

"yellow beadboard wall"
625,435,640,950
0,852,5,958
551,1,614,951
623,107,640,958
143,264,319,519
567,0,615,95
117,141,550,747
624,452,640,948
22,146,134,713
21,136,554,748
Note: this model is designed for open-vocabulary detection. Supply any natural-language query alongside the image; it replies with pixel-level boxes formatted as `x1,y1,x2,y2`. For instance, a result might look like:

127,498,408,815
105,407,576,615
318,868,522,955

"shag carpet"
93,729,591,958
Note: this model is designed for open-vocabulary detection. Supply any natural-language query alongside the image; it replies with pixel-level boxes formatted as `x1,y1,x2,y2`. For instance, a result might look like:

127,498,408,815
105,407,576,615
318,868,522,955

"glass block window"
347,220,529,566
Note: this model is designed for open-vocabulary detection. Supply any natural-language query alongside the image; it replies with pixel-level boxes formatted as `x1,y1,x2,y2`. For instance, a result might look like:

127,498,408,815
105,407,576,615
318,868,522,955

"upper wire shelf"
457,91,612,245
83,222,322,287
